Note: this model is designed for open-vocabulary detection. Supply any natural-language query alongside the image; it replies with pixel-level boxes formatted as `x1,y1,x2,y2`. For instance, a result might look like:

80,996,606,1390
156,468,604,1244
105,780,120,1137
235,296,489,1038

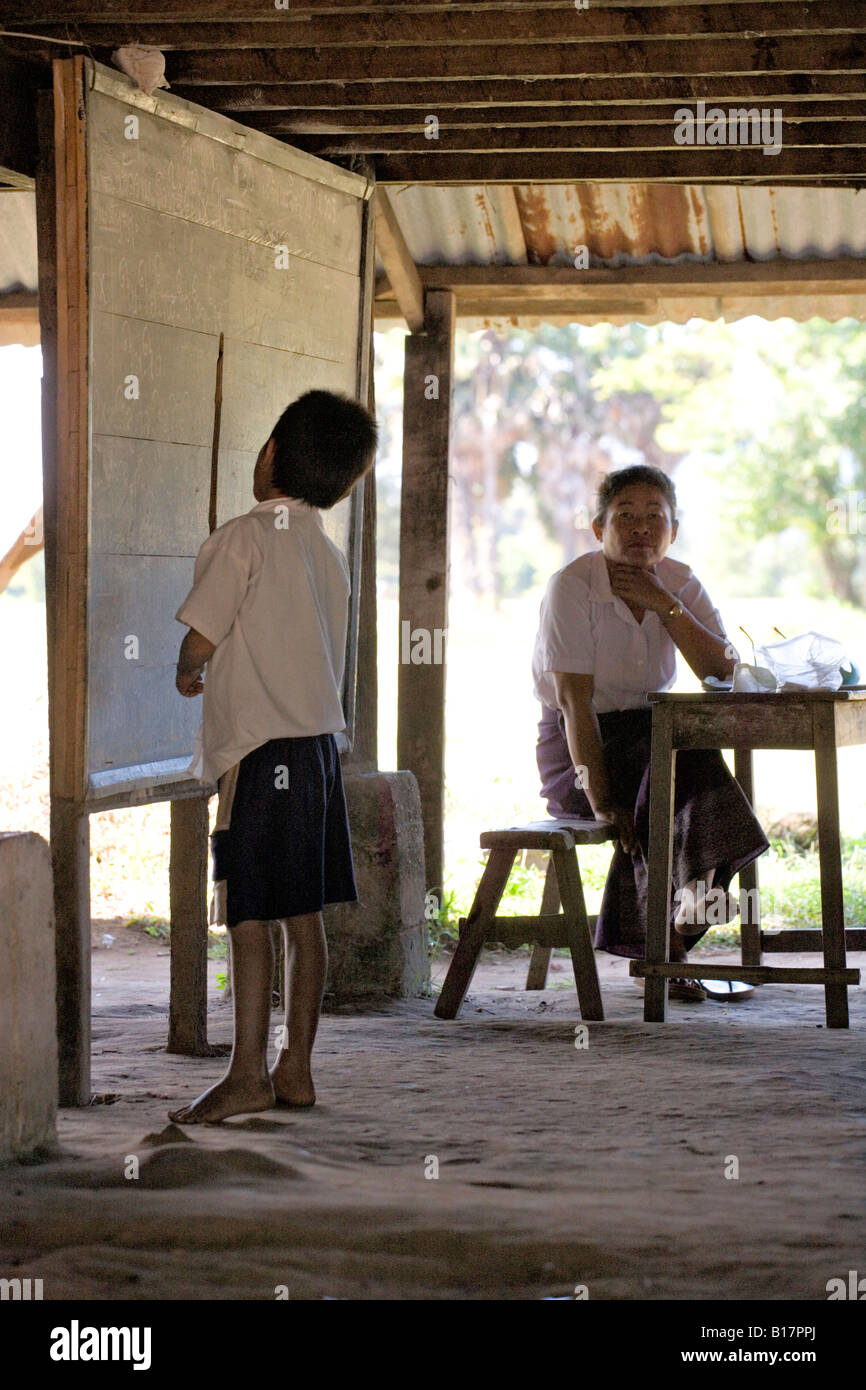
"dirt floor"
2,925,865,1301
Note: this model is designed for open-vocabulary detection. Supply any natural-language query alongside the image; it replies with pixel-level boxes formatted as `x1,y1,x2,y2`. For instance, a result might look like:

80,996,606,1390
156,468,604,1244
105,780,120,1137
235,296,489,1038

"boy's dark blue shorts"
211,733,358,928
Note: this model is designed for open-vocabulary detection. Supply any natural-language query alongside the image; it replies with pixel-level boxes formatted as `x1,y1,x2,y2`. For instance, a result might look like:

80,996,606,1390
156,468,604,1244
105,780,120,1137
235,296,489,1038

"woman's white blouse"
532,549,729,714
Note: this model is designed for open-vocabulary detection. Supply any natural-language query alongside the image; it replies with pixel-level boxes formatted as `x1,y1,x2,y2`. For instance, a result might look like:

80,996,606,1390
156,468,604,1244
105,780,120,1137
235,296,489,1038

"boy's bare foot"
270,1052,316,1108
168,1074,275,1125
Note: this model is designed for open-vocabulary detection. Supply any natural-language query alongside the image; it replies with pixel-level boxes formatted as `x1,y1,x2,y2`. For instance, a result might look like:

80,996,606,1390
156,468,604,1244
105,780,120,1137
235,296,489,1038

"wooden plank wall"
84,68,367,796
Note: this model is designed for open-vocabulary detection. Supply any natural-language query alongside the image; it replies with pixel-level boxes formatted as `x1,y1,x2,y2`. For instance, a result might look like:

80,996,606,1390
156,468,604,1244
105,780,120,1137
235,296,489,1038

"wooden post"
643,701,676,1022
734,746,762,967
344,325,378,774
813,703,849,1029
38,63,93,1104
50,800,91,1105
167,795,211,1055
397,289,455,899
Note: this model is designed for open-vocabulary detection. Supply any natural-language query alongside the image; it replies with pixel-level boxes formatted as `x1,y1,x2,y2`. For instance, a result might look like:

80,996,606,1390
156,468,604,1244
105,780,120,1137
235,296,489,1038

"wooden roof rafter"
1,1,865,183
374,256,866,325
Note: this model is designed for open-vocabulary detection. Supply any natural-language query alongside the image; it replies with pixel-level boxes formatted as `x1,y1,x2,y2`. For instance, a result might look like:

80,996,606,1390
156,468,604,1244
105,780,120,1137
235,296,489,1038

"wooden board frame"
37,56,375,1100
43,56,375,813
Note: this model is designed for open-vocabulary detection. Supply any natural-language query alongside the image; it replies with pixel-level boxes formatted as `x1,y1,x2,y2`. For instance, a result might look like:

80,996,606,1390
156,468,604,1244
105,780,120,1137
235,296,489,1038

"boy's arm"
176,627,216,697
175,518,256,696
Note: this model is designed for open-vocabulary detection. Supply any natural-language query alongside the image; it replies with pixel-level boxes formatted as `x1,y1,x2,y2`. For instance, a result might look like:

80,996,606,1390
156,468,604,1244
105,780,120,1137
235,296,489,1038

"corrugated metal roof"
380,184,866,272
376,182,866,326
0,190,37,295
4,180,866,325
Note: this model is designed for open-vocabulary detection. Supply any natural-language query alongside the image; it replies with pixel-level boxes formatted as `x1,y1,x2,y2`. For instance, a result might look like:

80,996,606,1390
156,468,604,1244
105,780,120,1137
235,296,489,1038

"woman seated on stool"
532,464,769,1002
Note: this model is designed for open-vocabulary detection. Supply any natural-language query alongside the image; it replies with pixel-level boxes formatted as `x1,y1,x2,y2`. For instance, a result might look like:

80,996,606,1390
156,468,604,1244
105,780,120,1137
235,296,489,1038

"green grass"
758,834,866,927
121,914,230,960
432,834,866,958
4,582,866,940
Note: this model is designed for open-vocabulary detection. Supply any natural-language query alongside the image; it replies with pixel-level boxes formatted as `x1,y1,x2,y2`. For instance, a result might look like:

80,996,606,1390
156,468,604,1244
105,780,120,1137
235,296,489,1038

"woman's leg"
270,910,328,1107
168,919,275,1124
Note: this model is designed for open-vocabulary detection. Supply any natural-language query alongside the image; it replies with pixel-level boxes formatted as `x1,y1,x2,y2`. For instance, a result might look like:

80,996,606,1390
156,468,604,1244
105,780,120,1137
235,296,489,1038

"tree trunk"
822,542,859,606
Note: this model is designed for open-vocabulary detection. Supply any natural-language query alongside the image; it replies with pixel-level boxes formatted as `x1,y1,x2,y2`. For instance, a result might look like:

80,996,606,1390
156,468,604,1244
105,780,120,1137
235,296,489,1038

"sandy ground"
1,926,864,1302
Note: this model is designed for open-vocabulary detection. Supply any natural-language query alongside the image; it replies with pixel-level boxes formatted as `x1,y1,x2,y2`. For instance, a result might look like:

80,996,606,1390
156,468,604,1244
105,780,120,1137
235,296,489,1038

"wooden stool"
434,819,615,1021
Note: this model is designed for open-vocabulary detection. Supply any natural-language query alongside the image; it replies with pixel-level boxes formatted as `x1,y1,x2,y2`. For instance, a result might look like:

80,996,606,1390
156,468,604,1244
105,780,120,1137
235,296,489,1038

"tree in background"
449,324,683,601
596,317,866,605
376,316,866,606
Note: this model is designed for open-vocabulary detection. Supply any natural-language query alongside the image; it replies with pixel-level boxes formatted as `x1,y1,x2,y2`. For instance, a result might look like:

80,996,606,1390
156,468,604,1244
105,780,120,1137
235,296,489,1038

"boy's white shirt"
176,496,350,784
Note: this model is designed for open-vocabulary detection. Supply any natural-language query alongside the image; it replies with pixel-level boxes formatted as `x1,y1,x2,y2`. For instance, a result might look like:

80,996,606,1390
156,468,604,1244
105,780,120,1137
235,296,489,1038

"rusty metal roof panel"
376,181,866,273
0,190,37,295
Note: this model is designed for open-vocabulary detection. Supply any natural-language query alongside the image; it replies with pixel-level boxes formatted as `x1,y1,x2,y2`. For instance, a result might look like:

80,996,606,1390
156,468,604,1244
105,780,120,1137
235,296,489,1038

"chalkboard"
81,63,373,803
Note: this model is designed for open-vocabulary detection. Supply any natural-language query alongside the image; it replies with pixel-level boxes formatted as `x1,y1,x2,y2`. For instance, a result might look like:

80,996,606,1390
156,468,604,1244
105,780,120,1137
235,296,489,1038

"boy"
169,389,377,1124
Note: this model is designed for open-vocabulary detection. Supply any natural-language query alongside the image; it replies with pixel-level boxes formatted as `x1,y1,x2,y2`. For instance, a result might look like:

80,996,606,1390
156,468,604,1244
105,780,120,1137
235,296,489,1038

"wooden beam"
375,259,866,322
0,1,841,20
343,181,378,773
632,961,860,984
237,100,866,135
38,58,92,1106
379,300,666,322
294,120,866,156
762,927,866,951
167,795,210,1056
50,800,91,1105
174,74,866,112
169,37,866,86
343,323,379,775
0,50,40,181
47,56,90,804
392,259,866,296
0,0,850,20
374,189,424,333
397,289,455,900
24,4,866,50
374,148,866,184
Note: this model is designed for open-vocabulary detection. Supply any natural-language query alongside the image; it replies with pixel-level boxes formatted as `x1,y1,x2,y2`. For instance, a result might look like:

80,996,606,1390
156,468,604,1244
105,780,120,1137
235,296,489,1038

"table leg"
644,703,676,1022
813,704,848,1029
734,747,762,967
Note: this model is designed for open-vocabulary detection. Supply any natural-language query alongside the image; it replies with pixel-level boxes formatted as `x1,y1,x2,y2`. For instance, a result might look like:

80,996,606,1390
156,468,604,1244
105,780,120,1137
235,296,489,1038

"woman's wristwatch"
661,599,684,624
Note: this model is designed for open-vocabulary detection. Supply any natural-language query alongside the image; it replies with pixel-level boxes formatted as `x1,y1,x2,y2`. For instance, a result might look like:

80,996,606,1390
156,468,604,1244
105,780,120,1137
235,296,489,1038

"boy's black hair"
594,464,677,525
269,389,378,509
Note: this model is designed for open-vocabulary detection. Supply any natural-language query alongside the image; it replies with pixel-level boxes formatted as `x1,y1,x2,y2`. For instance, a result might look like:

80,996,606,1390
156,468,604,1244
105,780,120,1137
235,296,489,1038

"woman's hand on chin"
593,803,638,855
607,560,671,614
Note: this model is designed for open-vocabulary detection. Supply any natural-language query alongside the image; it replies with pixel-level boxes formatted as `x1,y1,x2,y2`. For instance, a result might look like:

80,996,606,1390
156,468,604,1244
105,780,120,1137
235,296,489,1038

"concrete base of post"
324,770,430,1001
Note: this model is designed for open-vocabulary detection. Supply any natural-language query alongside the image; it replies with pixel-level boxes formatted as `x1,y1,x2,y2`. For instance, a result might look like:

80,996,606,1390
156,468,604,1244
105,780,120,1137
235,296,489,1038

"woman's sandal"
633,975,707,1002
668,977,707,1002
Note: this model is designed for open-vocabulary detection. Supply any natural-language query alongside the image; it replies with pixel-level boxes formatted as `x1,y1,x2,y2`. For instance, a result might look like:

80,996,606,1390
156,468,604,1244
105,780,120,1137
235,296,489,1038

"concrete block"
0,832,58,1164
324,770,430,1001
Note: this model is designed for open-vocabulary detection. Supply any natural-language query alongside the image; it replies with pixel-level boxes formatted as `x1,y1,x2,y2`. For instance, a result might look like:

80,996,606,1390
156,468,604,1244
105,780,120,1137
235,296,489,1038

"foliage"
425,886,462,950
124,914,170,938
375,323,685,601
433,834,866,958
596,317,866,604
379,316,866,605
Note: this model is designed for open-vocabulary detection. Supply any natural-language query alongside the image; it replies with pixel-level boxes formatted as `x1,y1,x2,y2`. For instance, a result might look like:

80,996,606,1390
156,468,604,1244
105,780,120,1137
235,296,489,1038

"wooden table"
630,690,866,1028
